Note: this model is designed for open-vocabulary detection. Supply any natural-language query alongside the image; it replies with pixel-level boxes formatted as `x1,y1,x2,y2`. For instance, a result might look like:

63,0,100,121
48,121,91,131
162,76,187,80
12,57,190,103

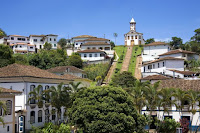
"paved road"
121,46,133,72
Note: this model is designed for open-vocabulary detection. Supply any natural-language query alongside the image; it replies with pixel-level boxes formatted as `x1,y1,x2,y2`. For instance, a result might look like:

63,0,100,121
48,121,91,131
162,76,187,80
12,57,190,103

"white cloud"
154,38,171,43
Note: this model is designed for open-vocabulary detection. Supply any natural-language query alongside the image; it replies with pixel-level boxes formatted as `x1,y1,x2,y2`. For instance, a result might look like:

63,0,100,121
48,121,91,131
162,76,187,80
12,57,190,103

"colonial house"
159,49,199,60
142,42,171,62
72,35,96,49
141,79,200,131
10,43,35,54
29,34,58,50
7,35,29,45
124,18,145,46
140,75,171,84
47,66,87,78
0,64,73,132
141,57,184,78
0,87,22,133
77,49,107,62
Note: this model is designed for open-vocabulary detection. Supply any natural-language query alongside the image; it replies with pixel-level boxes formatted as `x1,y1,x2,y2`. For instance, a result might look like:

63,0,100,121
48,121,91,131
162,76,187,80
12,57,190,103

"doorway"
131,40,134,46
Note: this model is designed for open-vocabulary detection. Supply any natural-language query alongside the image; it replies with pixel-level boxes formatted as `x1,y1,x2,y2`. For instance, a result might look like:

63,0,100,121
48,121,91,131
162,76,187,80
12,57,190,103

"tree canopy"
110,71,136,88
0,28,7,38
43,42,52,50
145,38,155,44
170,37,183,49
68,54,83,68
0,44,15,68
68,86,147,133
110,41,115,49
58,38,67,49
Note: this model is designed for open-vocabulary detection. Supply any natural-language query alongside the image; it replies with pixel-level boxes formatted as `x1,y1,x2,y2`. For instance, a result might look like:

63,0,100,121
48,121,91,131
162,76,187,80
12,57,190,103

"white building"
159,49,199,60
142,42,171,62
0,87,22,133
124,18,145,46
141,57,184,78
72,35,96,49
10,43,35,54
77,49,107,61
0,64,73,132
29,34,58,50
141,79,200,131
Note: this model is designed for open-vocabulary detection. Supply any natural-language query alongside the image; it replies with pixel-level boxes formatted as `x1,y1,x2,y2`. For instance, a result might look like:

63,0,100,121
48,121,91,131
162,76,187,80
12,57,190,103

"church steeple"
130,18,136,31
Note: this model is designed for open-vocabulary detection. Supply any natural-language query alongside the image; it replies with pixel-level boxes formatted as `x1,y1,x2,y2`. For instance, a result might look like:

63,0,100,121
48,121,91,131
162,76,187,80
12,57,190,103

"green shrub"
156,118,180,133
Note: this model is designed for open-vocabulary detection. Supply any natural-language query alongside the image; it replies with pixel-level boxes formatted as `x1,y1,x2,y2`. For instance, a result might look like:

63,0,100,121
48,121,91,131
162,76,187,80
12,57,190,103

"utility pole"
104,34,105,39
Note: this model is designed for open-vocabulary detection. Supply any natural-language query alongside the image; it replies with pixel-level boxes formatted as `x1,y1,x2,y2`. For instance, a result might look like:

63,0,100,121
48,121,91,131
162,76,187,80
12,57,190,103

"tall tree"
145,38,155,44
113,33,118,45
110,41,115,49
68,86,147,133
43,42,52,50
191,28,200,42
0,28,7,38
58,38,67,49
125,80,149,113
169,37,183,49
0,44,15,68
49,83,71,124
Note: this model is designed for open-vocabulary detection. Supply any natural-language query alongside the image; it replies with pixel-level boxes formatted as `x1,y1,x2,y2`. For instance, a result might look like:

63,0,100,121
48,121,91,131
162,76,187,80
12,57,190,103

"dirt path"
134,55,142,79
120,46,133,72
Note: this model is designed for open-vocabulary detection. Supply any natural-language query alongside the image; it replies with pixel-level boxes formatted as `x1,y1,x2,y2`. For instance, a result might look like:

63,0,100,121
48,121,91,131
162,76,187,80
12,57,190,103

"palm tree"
69,82,85,93
185,90,200,133
113,33,118,45
158,88,176,117
28,85,45,108
0,100,6,127
173,88,188,116
49,83,71,124
125,80,149,113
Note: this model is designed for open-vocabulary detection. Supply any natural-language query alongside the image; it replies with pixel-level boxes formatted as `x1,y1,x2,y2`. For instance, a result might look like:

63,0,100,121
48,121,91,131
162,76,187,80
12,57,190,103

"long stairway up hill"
121,46,133,72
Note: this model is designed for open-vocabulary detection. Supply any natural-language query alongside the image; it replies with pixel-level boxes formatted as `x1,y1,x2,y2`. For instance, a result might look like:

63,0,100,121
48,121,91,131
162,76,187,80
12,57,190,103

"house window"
89,54,92,57
30,47,33,49
99,47,103,50
135,35,137,39
87,47,90,49
11,37,14,40
139,35,141,39
52,109,56,120
45,109,49,123
30,111,35,124
84,54,87,57
148,65,152,70
0,108,2,116
15,45,17,48
54,44,56,47
6,100,12,115
163,62,165,67
33,39,37,42
153,64,155,69
30,85,36,104
76,43,78,45
131,36,133,40
40,39,43,42
95,53,97,57
22,38,25,41
7,126,9,132
128,36,130,40
38,110,42,122
92,47,96,49
40,45,42,49
17,38,22,41
50,38,52,41
54,38,56,41
45,85,49,90
158,63,160,68
20,45,22,48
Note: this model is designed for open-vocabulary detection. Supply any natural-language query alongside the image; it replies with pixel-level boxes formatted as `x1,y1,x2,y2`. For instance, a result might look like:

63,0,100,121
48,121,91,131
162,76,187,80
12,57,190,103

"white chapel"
124,18,145,46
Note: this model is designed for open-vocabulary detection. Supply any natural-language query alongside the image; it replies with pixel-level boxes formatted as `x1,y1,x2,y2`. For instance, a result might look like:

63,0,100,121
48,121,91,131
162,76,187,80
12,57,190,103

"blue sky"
1,0,200,45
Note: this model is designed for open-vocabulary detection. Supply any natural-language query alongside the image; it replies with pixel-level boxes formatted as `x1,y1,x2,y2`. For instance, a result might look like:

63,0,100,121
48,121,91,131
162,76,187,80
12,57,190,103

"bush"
180,118,190,133
156,118,180,133
68,54,83,68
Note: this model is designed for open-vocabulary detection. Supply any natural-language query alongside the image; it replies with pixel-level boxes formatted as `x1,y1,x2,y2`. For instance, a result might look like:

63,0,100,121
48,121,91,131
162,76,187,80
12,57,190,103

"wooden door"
131,40,134,46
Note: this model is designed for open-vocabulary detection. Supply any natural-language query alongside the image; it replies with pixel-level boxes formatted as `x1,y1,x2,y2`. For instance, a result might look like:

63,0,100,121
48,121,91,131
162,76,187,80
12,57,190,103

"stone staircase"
134,55,142,79
121,46,133,72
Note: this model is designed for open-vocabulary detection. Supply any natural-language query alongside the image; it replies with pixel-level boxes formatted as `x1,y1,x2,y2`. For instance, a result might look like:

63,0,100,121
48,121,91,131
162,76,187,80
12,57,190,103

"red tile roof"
168,69,196,75
81,42,110,46
85,38,109,41
141,75,171,80
77,49,106,53
0,64,73,80
47,66,85,73
144,42,169,46
0,87,22,94
73,35,95,38
143,57,184,65
159,49,196,56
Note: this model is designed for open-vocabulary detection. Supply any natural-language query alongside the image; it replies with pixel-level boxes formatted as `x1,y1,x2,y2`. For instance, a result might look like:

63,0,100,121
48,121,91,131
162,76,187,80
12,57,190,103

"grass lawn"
90,82,97,87
113,45,127,75
128,45,143,76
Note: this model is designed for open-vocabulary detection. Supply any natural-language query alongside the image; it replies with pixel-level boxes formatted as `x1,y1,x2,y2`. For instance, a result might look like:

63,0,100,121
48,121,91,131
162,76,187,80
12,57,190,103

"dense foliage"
156,118,180,133
58,38,67,49
0,44,15,68
43,42,52,50
68,54,83,68
83,63,109,81
110,71,136,88
0,28,6,38
68,86,147,133
145,38,155,44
